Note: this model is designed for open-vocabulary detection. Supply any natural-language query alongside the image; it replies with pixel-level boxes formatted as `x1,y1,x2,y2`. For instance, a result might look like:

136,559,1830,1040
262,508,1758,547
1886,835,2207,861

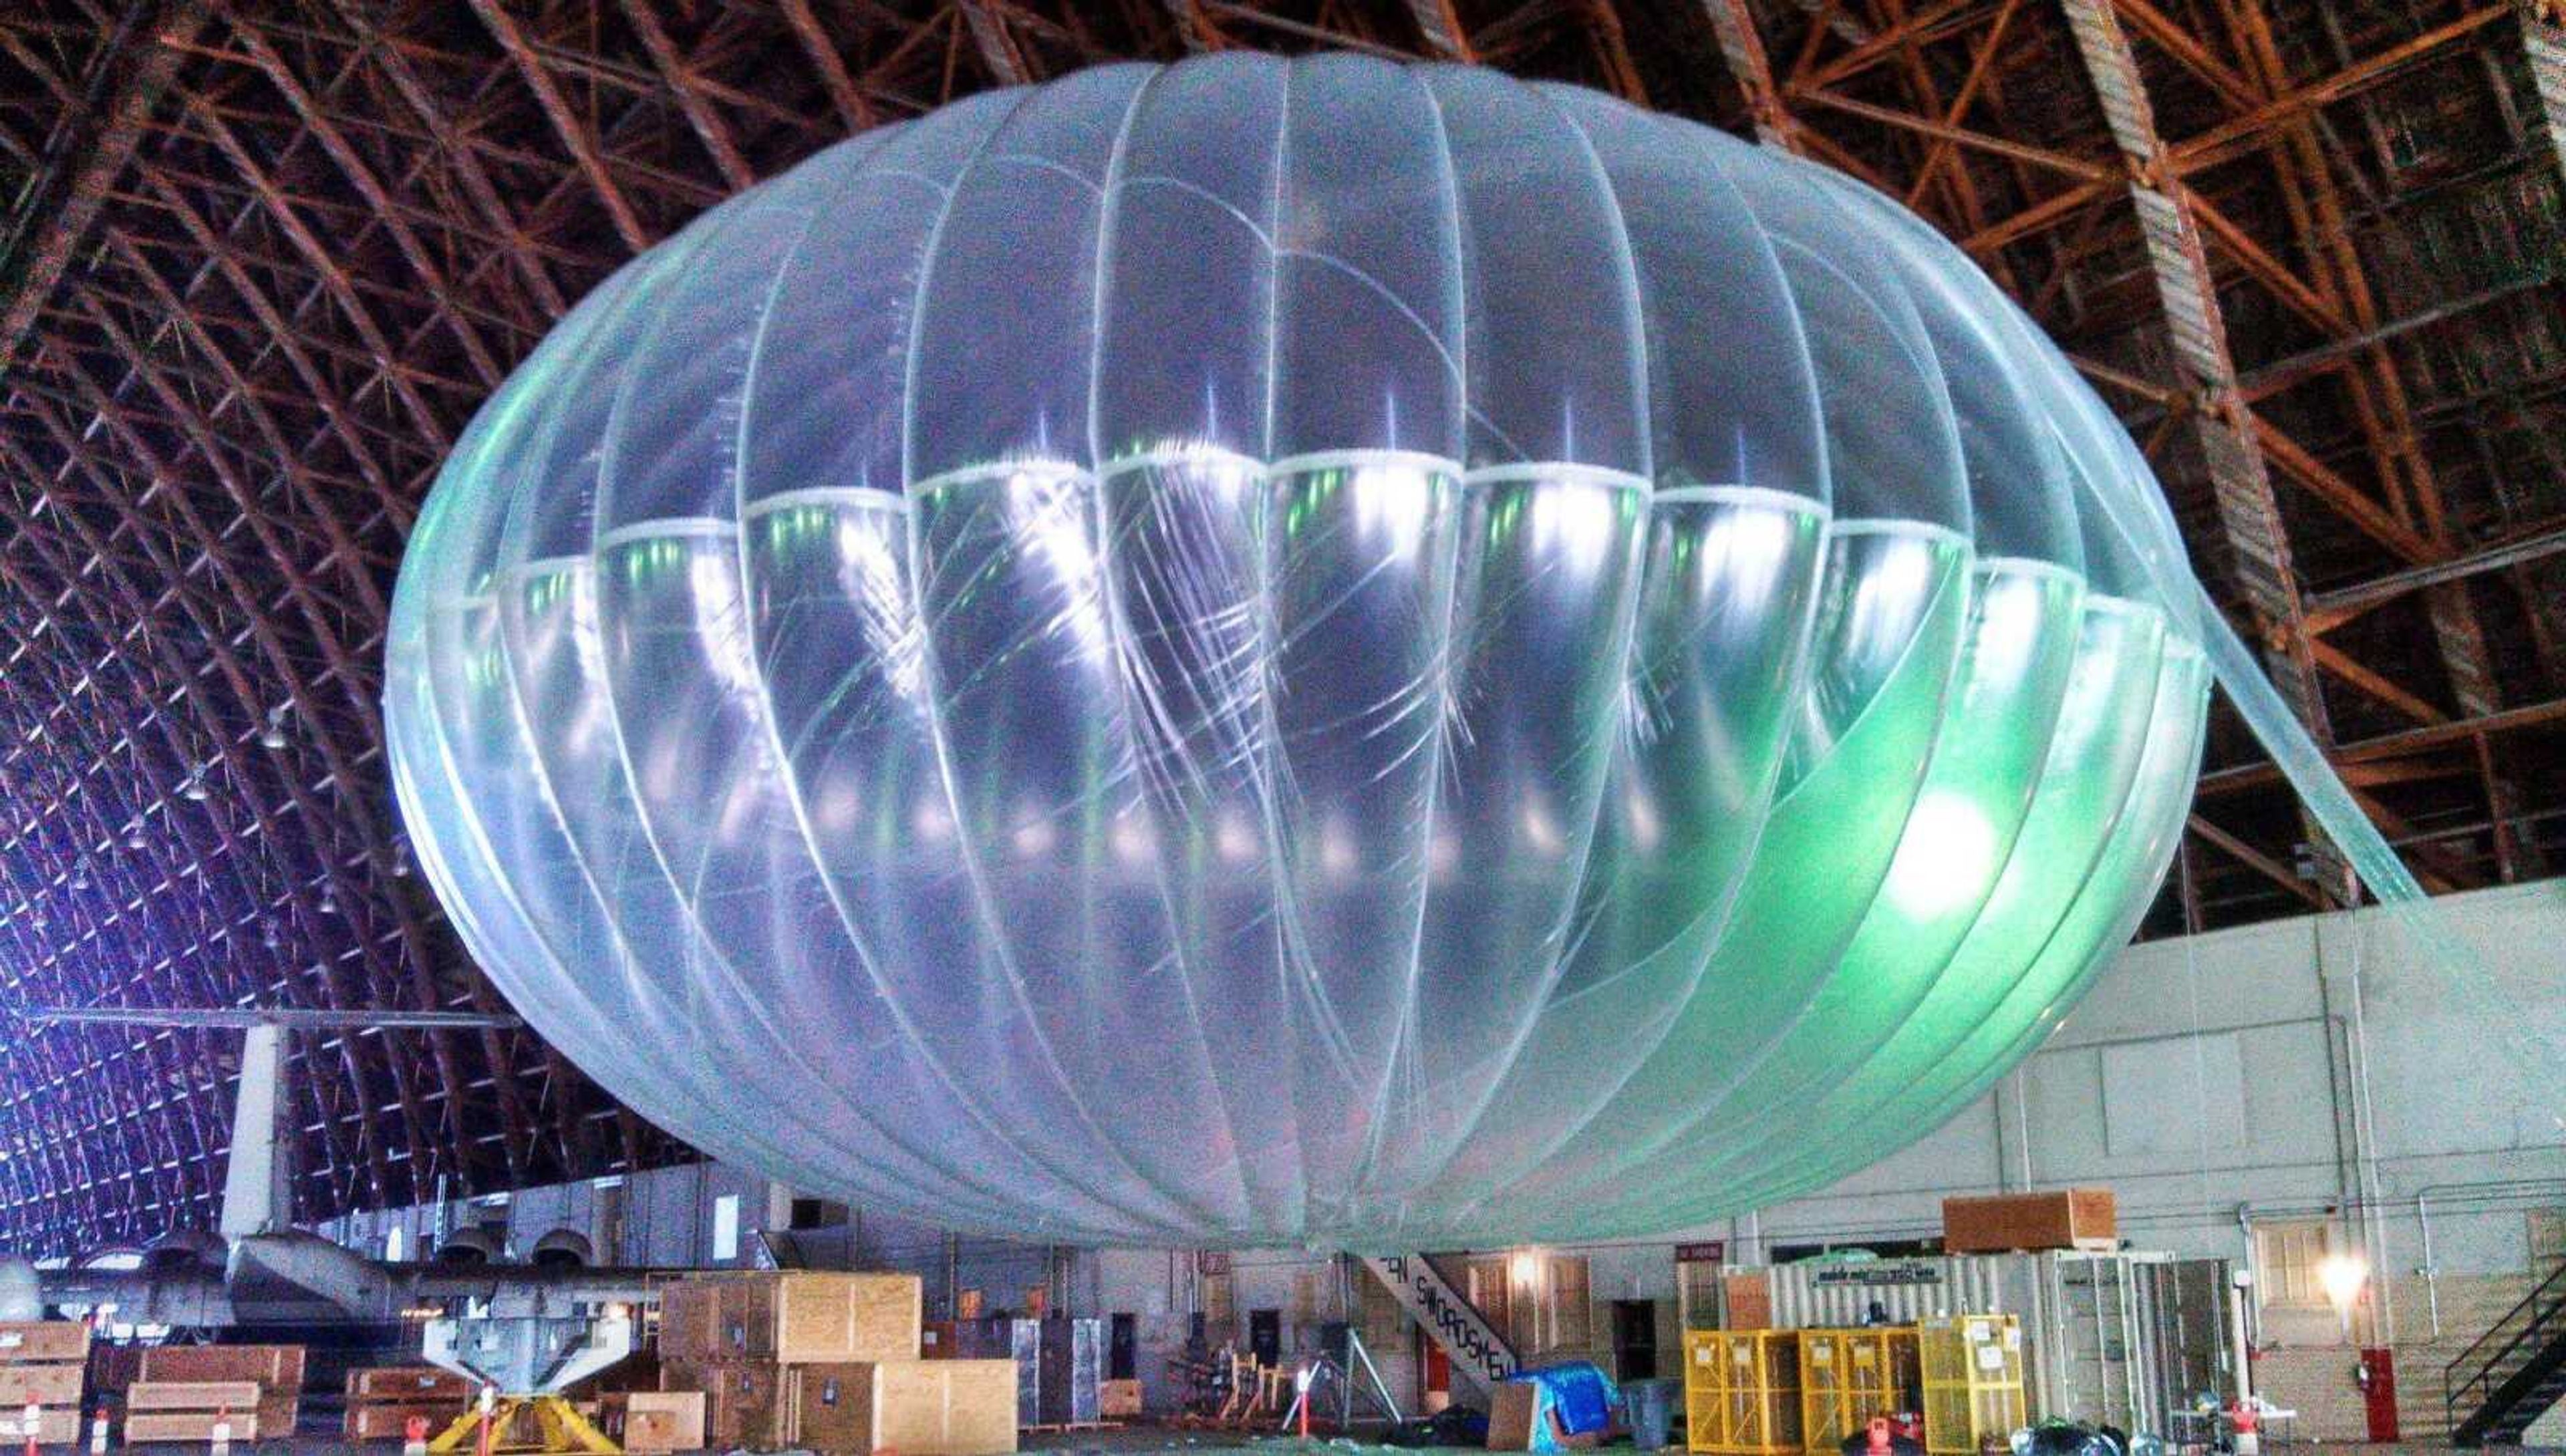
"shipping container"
1759,1252,2233,1435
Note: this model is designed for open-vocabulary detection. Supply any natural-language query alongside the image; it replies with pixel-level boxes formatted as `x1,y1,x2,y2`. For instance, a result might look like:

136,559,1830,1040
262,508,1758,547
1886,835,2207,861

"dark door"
1613,1300,1660,1380
1110,1312,1138,1380
1249,1308,1283,1367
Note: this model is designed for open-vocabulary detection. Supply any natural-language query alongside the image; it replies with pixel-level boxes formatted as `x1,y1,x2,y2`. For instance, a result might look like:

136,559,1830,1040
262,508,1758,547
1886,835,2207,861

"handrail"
2444,1260,2566,1437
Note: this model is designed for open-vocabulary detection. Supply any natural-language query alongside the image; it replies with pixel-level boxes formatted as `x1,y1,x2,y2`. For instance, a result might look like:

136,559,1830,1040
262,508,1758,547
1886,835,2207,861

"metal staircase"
1362,1255,1520,1394
2448,1261,2566,1445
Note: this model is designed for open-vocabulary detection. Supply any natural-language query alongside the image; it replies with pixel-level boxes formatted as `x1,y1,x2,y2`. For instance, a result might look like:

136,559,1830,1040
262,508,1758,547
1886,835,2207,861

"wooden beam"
2186,814,2327,906
0,1,206,372
465,0,652,251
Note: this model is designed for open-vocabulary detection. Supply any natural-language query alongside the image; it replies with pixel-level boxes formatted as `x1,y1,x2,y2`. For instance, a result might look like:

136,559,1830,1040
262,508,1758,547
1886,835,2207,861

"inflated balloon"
386,54,2209,1248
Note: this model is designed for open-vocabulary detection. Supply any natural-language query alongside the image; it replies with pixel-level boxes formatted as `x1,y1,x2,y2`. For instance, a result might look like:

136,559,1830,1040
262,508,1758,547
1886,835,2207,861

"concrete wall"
319,877,2566,1439
1736,877,2566,1441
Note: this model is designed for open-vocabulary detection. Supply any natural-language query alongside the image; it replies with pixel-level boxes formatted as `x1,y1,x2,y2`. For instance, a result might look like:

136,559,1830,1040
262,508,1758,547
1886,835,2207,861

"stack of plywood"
342,1366,472,1441
656,1272,1012,1453
0,1322,90,1447
137,1345,304,1439
598,1391,705,1454
123,1383,261,1446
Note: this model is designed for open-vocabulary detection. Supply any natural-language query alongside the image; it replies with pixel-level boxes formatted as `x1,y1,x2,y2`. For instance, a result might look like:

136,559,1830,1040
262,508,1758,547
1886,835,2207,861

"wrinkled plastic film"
387,60,2227,1247
2192,591,2565,1110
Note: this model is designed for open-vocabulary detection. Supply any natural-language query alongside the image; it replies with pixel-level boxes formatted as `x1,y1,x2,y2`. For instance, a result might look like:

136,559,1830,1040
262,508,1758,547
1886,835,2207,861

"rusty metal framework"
0,0,2559,1254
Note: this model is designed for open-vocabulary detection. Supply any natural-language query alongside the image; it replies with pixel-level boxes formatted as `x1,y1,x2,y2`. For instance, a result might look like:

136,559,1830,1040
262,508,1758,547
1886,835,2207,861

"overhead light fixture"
1510,1249,1545,1291
2317,1251,2369,1328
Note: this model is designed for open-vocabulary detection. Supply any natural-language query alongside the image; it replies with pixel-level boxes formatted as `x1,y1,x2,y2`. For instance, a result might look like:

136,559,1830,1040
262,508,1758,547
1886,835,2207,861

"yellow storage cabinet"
1797,1328,1920,1453
1684,1330,1802,1455
1917,1316,2024,1456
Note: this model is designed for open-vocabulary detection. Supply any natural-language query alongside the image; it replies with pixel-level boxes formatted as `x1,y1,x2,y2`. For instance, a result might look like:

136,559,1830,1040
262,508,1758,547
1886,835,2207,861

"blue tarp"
1507,1361,1620,1450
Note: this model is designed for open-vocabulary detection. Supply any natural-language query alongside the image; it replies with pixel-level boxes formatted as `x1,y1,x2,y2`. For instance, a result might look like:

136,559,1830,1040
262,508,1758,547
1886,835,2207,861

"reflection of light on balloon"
1624,788,1662,851
1521,801,1564,856
1699,505,1796,603
1528,482,1621,571
1005,464,1109,662
1214,811,1258,865
1318,817,1360,880
1010,814,1056,858
911,798,953,844
1352,460,1437,539
1109,813,1153,865
1885,790,1997,915
835,507,925,701
1971,567,2051,690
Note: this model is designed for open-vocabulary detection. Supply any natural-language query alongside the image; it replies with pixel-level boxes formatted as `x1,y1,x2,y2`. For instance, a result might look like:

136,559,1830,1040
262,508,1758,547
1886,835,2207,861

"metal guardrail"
2445,1259,2566,1443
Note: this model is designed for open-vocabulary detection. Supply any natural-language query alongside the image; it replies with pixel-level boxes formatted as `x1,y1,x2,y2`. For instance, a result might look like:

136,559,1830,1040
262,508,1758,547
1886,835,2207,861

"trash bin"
1627,1378,1681,1451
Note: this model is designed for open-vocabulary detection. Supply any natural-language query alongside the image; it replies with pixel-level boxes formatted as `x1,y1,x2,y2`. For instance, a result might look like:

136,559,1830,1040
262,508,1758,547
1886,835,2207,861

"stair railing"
2445,1258,2566,1441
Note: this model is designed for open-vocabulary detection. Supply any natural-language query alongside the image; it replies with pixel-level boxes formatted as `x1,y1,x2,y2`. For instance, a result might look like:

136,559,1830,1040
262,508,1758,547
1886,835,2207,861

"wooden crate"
0,1323,91,1451
656,1279,728,1365
0,1409,79,1445
1099,1378,1141,1419
128,1380,263,1413
663,1359,785,1449
1941,1189,2116,1254
0,1324,90,1366
124,1412,259,1445
601,1391,706,1454
134,1346,300,1439
706,1274,923,1365
0,1363,86,1407
136,1345,304,1396
788,1360,1015,1456
347,1366,472,1403
1723,1273,1772,1331
126,1382,264,1447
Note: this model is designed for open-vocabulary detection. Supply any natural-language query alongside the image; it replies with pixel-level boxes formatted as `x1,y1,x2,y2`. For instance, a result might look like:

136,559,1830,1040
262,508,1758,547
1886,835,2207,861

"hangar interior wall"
325,878,2566,1438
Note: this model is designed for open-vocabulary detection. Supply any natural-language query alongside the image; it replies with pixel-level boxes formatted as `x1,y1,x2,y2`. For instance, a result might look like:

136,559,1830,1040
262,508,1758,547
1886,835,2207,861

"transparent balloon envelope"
386,55,2544,1250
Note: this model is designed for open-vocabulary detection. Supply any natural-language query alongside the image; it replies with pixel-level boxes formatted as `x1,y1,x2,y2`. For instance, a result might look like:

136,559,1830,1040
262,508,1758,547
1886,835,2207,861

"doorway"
1612,1300,1661,1380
